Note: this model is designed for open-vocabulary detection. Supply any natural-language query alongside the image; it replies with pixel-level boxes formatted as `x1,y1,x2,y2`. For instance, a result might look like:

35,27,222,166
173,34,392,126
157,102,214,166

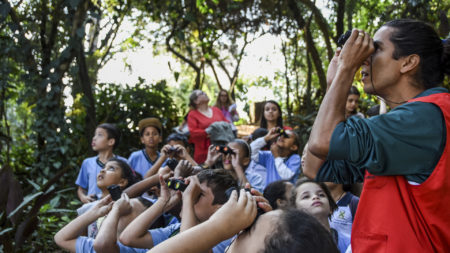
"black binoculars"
337,30,352,47
167,146,180,155
166,158,179,170
276,128,289,138
167,178,187,191
215,145,235,155
107,184,122,201
225,187,264,228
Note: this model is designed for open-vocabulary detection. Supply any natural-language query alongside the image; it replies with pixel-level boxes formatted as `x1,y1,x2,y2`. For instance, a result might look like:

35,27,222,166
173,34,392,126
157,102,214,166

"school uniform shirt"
128,150,166,177
76,200,100,238
76,236,147,253
329,193,359,242
75,156,128,199
250,137,301,185
245,169,265,193
331,228,351,253
247,160,268,188
149,222,233,252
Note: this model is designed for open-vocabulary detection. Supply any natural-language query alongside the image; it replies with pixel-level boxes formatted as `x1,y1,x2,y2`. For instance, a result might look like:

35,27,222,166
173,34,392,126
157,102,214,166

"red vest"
351,93,450,253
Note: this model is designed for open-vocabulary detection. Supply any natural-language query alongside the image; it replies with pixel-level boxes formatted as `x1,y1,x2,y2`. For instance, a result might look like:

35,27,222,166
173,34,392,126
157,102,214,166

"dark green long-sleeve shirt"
316,87,448,184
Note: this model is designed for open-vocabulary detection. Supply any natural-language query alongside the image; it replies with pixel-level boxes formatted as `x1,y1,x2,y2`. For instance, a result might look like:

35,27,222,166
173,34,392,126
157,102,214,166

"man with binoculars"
305,20,450,252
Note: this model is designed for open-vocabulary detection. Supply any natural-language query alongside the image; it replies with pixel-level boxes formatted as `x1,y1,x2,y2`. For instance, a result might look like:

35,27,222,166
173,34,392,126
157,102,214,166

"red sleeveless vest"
351,93,450,253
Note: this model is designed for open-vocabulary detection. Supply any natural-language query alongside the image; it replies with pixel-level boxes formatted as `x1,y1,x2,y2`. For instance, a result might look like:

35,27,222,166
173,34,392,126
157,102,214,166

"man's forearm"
303,149,326,179
309,67,356,159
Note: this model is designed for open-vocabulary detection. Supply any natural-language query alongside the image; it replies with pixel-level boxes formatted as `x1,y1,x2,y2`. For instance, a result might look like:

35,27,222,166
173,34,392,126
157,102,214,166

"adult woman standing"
215,89,239,135
187,90,228,164
259,100,292,131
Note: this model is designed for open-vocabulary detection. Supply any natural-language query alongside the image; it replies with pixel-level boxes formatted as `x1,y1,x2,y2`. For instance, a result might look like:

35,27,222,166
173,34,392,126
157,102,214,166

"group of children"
56,95,360,253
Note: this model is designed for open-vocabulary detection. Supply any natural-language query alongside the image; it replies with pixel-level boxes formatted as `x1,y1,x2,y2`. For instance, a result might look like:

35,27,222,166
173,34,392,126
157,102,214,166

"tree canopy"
0,0,448,250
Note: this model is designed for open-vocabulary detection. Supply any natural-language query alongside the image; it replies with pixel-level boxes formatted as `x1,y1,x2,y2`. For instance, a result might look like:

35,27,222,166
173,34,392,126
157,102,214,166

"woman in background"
187,90,228,164
215,89,239,136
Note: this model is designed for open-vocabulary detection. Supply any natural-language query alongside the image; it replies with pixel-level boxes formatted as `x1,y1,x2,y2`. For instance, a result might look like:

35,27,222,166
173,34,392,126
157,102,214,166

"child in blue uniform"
120,169,237,252
291,178,350,252
128,118,164,177
55,159,143,252
76,123,127,203
204,139,264,192
250,128,301,186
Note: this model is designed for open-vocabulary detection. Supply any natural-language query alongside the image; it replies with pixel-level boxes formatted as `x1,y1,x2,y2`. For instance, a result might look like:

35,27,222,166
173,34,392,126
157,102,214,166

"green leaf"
174,72,180,82
26,179,41,191
0,228,13,236
8,192,43,219
49,195,60,208
46,209,75,213
56,187,76,194
53,161,62,169
45,185,56,195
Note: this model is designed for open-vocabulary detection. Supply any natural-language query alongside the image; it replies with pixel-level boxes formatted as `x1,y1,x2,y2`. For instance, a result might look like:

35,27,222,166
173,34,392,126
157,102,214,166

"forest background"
0,0,448,251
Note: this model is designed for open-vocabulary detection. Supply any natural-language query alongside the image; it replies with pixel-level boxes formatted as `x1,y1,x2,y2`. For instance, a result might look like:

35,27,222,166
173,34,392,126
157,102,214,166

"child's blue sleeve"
75,159,89,189
117,242,149,253
212,237,234,253
149,223,181,246
128,152,138,170
286,154,301,177
75,236,95,253
257,151,271,167
75,236,148,253
245,171,265,193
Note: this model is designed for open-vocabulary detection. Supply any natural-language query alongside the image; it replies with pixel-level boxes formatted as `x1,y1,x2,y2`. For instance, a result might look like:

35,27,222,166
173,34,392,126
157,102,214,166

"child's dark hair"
348,85,360,96
166,133,188,147
97,123,121,149
263,209,339,253
260,100,283,129
264,180,290,210
289,130,300,152
290,177,338,214
230,139,252,170
383,19,450,89
197,169,238,205
108,157,140,188
251,128,268,141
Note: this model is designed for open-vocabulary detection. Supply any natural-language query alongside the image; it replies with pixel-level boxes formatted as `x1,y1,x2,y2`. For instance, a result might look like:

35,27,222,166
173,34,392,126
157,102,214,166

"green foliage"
95,79,179,156
0,0,448,251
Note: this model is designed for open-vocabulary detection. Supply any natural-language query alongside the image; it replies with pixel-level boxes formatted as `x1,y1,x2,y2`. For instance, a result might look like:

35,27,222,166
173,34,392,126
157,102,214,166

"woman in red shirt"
187,90,228,164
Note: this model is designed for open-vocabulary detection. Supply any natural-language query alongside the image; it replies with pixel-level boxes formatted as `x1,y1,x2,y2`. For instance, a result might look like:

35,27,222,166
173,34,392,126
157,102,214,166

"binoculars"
225,187,264,227
337,30,352,47
107,184,122,201
167,146,180,155
215,145,235,155
166,158,179,170
337,30,378,50
167,178,187,191
276,128,289,138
